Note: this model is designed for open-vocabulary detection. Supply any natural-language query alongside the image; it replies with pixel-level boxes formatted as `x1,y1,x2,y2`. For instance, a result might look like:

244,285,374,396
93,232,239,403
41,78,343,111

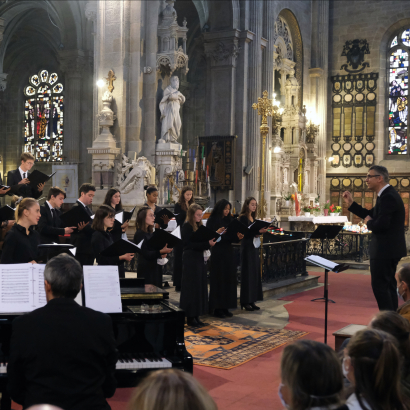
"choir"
0,158,267,326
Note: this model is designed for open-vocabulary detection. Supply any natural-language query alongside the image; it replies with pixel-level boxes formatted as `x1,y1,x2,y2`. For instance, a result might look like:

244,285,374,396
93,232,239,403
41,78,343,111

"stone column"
310,0,329,203
60,50,87,164
246,1,263,200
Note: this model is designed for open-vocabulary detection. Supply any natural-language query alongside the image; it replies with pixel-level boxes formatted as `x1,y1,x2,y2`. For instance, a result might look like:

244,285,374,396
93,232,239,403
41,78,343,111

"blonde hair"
186,203,203,231
127,369,217,410
15,198,38,222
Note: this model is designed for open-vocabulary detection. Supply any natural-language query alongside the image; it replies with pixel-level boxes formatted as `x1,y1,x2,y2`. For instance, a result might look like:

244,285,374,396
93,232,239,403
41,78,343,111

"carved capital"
204,40,240,67
59,50,88,76
85,1,97,22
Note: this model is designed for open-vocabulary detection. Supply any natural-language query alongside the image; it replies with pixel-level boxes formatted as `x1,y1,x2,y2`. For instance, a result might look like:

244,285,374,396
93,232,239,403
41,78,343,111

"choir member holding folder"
38,186,75,244
103,188,129,242
173,186,194,291
91,205,134,278
238,197,268,311
180,204,216,327
1,198,41,264
144,185,170,229
207,200,245,318
133,207,173,287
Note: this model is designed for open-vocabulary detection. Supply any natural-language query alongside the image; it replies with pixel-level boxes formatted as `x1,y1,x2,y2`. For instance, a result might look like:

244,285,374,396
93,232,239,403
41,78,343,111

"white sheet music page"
305,255,339,271
0,264,34,312
83,266,122,313
32,264,47,309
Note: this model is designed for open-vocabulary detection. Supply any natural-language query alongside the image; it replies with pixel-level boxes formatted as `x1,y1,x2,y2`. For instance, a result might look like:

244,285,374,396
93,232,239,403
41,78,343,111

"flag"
180,148,183,157
201,145,205,158
199,180,201,196
203,157,205,171
176,170,178,184
194,158,197,171
195,170,198,184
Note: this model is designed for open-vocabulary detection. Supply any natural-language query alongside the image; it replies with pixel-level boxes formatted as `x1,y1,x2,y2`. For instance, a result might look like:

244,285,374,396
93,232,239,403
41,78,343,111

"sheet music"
115,212,123,223
83,266,122,313
305,255,339,271
171,225,181,239
0,264,34,312
32,264,47,309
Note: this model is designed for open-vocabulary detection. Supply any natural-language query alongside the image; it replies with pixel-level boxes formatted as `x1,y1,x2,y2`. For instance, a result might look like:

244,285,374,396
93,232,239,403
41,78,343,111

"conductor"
343,165,406,311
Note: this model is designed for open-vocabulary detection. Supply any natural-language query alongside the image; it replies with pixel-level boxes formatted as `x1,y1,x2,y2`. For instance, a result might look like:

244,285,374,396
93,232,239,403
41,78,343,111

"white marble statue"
159,76,186,143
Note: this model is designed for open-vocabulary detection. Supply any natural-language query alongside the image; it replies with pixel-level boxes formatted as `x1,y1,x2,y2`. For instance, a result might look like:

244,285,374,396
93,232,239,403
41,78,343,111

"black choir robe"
91,230,125,278
172,203,187,289
180,222,210,318
6,169,42,199
207,215,238,311
133,229,162,287
238,216,263,305
1,224,40,264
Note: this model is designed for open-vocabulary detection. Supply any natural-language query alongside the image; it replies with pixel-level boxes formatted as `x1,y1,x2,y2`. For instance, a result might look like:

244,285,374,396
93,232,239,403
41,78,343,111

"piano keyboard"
116,353,172,370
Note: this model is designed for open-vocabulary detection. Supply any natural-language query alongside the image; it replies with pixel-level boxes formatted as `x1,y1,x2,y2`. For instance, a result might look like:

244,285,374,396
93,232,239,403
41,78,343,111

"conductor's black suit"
7,297,118,410
349,185,407,310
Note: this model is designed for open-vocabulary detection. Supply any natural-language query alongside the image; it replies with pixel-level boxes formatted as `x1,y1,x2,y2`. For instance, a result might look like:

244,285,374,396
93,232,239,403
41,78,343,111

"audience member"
369,311,410,401
279,340,344,410
127,369,217,410
7,254,118,410
397,263,410,321
343,328,409,410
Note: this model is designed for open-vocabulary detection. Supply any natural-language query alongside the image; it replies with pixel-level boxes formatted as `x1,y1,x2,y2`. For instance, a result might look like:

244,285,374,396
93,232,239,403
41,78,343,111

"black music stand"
309,224,343,304
305,255,349,344
38,244,75,262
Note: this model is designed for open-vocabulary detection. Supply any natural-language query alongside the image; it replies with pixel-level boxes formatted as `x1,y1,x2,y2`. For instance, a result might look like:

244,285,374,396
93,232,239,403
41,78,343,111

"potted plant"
283,193,292,207
323,200,330,216
335,205,342,216
329,204,336,216
314,195,320,207
312,205,321,216
302,205,312,217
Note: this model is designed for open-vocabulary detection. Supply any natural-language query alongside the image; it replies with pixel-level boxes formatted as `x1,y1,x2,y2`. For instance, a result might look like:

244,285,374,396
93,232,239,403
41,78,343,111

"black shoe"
223,309,233,317
195,317,206,326
213,309,226,318
241,304,254,311
250,303,260,310
187,317,198,327
175,286,181,292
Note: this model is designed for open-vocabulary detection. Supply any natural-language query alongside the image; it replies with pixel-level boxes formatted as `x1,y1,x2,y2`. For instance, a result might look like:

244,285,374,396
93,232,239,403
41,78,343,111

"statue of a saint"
159,76,186,143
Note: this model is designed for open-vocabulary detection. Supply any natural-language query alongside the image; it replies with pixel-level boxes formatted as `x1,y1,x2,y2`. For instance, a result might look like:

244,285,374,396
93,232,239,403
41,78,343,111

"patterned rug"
184,320,308,370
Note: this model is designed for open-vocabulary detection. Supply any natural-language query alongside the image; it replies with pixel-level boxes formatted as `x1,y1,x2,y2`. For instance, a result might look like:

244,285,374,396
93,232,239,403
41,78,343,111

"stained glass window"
388,31,410,155
24,70,64,162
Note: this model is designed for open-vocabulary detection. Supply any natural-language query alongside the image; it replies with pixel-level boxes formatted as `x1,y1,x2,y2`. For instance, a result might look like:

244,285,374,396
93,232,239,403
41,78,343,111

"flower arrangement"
335,205,342,213
329,204,336,213
290,194,295,201
323,200,330,210
302,205,312,212
283,193,292,201
312,205,321,215
315,195,320,204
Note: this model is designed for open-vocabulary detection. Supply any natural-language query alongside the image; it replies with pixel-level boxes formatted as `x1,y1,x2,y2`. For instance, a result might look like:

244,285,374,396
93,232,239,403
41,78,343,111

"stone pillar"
246,1,263,200
310,0,329,203
60,50,87,164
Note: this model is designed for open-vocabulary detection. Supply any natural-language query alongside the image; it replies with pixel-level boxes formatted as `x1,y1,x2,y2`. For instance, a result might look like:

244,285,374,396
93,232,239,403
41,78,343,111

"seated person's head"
78,183,96,206
369,311,410,365
397,264,410,302
44,254,83,302
344,328,404,409
20,152,35,172
128,369,217,410
279,340,344,409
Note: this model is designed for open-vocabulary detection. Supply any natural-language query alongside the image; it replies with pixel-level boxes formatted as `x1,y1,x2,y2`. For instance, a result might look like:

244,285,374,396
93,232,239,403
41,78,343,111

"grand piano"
0,278,193,408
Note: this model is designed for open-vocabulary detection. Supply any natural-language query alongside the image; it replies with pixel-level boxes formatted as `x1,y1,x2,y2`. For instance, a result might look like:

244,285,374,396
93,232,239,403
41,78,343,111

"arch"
277,9,303,109
192,0,209,29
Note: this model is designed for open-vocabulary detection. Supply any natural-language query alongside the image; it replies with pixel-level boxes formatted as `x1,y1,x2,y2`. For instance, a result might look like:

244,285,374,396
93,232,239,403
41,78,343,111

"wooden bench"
333,324,367,351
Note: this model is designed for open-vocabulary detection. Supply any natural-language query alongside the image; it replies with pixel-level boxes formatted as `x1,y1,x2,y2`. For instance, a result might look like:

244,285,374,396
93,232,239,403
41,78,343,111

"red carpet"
105,270,381,410
12,271,379,410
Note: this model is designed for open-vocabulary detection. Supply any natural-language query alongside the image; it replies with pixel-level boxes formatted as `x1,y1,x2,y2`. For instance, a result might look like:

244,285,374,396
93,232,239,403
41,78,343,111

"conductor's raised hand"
209,238,217,247
120,253,134,262
237,232,244,240
216,227,225,234
342,191,353,207
0,187,10,195
160,243,173,254
18,178,29,185
37,182,45,192
64,226,76,234
259,228,268,234
77,221,89,231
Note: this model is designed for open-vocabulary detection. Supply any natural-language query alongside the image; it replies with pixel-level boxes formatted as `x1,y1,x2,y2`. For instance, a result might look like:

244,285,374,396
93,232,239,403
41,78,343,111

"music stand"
309,224,343,304
305,255,349,344
38,244,75,262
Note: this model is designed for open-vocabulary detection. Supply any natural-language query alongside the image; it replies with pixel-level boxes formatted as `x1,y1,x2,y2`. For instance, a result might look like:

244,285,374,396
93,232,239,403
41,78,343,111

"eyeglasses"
365,174,380,180
106,215,115,219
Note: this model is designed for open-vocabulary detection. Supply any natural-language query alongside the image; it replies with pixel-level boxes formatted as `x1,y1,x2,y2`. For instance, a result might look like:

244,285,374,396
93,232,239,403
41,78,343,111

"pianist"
7,254,118,410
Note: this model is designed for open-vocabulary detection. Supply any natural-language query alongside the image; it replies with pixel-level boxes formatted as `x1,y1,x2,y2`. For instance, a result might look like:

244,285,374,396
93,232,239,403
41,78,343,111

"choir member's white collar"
77,199,87,208
18,167,28,179
378,184,390,197
46,201,54,210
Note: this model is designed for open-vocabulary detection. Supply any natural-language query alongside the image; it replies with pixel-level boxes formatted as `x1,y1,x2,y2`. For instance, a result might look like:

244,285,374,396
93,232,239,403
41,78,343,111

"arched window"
24,70,64,162
388,29,409,155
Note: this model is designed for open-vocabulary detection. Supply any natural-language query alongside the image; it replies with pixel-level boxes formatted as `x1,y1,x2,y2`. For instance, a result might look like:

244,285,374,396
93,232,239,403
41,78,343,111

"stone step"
259,275,320,300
